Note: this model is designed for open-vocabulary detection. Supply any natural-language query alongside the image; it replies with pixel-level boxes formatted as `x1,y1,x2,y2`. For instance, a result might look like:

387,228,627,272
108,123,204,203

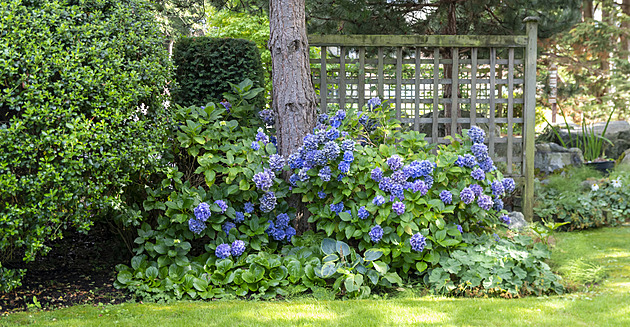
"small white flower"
219,121,227,126
612,178,622,188
591,183,600,192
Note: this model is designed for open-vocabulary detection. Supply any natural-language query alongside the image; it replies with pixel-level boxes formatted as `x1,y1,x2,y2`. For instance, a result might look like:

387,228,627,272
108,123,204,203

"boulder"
620,148,630,166
534,142,584,173
508,211,528,230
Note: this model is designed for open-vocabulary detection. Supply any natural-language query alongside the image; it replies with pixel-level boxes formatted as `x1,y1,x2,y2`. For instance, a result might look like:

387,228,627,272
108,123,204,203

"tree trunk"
583,0,594,20
269,0,317,233
622,0,630,60
441,0,460,137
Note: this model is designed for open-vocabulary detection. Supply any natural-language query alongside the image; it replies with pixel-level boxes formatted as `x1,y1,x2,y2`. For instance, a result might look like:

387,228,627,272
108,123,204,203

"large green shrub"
0,0,172,291
171,37,265,109
115,92,563,300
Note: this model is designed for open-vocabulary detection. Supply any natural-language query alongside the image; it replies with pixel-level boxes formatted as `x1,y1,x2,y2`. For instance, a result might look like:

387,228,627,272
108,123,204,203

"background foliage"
171,37,265,109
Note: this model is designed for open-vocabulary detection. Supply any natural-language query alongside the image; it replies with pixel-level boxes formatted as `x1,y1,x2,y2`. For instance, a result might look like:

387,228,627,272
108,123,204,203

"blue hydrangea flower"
251,141,260,150
270,135,277,146
215,243,231,259
276,213,290,228
322,141,340,160
367,97,381,109
215,200,228,213
456,224,463,233
326,128,340,141
387,155,403,171
259,109,274,125
440,190,453,204
358,112,369,125
491,180,505,197
234,211,245,223
318,190,326,199
255,128,269,144
298,168,310,182
288,152,304,169
231,240,246,257
289,174,299,186
272,227,286,241
392,201,405,215
260,192,277,213
303,133,319,151
379,177,393,193
337,174,345,181
390,183,405,200
318,113,329,124
500,214,511,225
471,168,485,181
313,150,327,166
371,167,384,182
269,154,285,171
265,220,275,235
286,227,296,242
319,166,332,182
244,202,254,214
343,151,354,162
188,218,206,234
338,160,351,174
493,197,504,211
493,233,501,242
502,178,516,193
391,170,408,184
460,187,475,204
477,195,494,211
341,139,355,152
220,100,232,112
330,118,342,128
455,155,466,167
462,154,477,168
223,221,236,235
479,157,495,172
330,202,344,214
412,179,429,195
369,225,384,243
253,170,274,192
417,160,434,177
358,206,369,219
373,195,386,206
467,126,485,144
194,202,211,222
471,143,489,162
410,233,427,252
424,175,434,189
335,109,346,121
470,183,484,196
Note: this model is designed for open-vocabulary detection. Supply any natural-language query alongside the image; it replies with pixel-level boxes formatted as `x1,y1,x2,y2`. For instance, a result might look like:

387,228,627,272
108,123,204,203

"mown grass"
2,227,629,327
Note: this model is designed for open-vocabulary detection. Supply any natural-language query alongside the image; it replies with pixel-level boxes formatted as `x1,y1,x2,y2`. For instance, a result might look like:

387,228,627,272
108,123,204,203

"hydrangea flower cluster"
234,211,245,223
215,243,231,259
244,202,254,214
392,201,405,215
265,213,296,242
222,221,236,235
367,97,382,109
500,214,511,225
439,190,453,204
260,192,277,213
410,233,427,252
258,109,274,125
194,202,211,222
369,225,384,243
253,169,274,192
215,200,228,213
358,206,370,219
268,154,285,171
231,240,246,257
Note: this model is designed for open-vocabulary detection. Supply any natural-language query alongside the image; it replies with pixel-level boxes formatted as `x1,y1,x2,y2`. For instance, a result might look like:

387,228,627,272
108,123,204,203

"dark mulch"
0,224,133,314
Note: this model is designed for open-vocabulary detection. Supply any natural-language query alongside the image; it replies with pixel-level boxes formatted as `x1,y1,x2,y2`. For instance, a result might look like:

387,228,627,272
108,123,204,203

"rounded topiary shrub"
171,37,265,109
0,0,173,291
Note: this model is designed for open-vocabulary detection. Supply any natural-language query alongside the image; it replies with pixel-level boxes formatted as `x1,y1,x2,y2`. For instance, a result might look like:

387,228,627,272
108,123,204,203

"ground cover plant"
111,87,563,301
534,165,630,230
3,226,629,326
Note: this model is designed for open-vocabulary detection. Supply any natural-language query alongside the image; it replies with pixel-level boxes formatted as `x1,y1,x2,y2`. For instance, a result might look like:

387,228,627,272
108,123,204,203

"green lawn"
2,227,629,327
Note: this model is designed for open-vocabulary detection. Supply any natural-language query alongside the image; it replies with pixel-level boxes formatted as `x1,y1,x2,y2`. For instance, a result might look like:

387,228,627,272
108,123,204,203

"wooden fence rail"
307,17,539,220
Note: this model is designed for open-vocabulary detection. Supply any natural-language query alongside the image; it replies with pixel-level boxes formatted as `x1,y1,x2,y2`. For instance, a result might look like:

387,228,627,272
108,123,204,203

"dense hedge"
171,37,265,109
0,0,172,291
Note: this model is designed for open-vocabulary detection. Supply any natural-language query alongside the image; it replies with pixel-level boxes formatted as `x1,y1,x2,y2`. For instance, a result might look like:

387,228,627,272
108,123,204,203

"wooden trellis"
308,17,539,220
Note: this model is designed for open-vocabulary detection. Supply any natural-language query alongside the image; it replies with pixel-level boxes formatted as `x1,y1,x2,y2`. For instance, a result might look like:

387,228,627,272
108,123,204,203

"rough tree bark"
269,0,318,232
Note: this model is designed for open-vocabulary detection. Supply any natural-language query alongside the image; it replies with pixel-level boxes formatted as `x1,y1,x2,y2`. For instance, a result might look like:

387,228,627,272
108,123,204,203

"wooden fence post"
523,16,539,222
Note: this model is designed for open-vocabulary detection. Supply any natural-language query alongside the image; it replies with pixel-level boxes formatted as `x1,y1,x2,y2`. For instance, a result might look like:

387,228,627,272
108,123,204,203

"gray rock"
620,148,630,166
534,142,584,173
508,211,528,230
